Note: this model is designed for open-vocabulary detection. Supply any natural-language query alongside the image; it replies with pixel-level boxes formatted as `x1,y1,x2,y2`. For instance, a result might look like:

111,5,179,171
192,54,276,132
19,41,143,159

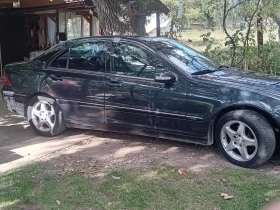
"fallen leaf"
221,193,233,200
265,198,270,202
112,176,121,180
56,200,61,205
178,168,188,175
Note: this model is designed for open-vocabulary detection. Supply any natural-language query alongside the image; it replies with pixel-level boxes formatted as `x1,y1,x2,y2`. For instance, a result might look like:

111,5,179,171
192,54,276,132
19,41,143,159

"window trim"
106,72,155,82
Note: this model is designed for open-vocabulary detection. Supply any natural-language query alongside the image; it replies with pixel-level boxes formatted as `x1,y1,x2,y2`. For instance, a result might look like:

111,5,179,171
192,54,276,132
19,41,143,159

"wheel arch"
24,92,57,118
208,105,280,145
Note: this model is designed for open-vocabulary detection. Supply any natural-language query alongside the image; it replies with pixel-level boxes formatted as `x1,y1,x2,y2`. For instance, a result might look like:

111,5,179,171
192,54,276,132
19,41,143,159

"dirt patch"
42,130,280,179
43,131,227,179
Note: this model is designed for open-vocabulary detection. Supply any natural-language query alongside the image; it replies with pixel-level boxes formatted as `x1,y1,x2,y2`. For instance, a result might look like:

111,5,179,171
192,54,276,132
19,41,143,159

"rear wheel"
27,95,67,137
215,110,276,168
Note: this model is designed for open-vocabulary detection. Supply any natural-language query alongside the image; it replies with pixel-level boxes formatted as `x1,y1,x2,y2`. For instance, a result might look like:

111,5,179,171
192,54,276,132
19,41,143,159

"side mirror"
154,73,176,84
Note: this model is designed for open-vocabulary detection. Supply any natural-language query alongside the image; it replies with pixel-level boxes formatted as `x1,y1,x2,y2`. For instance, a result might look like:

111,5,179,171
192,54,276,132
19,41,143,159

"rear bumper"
1,89,25,117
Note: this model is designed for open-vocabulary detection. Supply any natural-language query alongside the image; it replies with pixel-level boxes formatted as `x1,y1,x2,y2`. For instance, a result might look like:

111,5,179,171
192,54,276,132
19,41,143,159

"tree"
195,0,222,28
262,0,280,42
221,0,262,66
94,0,152,35
163,0,190,38
163,0,222,33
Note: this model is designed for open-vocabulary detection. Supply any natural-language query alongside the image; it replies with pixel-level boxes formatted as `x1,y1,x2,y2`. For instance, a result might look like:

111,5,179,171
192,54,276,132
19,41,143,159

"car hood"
199,68,280,89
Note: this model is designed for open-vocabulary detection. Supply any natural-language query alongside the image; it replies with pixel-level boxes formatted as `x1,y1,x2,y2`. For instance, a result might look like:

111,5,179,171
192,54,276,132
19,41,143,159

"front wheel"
27,95,67,137
215,110,276,168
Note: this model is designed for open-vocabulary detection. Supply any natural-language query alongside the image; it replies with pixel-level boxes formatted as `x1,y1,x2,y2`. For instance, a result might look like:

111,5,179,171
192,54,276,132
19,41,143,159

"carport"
0,0,169,77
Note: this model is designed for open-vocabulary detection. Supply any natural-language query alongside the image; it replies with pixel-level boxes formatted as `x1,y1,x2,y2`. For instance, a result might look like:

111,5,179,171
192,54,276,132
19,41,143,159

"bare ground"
40,129,280,179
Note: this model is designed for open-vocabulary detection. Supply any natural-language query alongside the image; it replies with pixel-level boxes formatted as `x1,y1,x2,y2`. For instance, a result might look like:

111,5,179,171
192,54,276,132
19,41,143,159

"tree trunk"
94,0,147,35
130,14,147,36
206,16,214,29
277,20,280,44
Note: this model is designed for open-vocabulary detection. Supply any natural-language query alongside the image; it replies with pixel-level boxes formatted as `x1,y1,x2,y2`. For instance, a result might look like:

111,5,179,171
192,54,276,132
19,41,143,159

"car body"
2,36,280,168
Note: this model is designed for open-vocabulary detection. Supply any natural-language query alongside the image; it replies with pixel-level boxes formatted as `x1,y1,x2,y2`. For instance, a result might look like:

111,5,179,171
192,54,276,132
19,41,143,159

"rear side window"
49,42,110,72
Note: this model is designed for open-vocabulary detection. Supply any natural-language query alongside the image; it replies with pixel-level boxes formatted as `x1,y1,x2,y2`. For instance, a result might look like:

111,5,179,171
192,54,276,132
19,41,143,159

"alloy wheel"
31,101,56,132
220,120,258,162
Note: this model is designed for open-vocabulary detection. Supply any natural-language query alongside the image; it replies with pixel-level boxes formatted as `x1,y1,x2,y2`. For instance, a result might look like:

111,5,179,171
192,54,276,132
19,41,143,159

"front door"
104,41,188,137
45,41,110,127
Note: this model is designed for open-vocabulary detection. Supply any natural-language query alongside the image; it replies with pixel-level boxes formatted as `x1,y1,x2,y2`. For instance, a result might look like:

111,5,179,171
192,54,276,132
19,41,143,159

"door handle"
50,74,63,81
106,80,122,88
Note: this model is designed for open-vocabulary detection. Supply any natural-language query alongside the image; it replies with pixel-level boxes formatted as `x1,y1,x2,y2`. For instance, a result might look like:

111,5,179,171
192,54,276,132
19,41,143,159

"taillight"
3,71,12,87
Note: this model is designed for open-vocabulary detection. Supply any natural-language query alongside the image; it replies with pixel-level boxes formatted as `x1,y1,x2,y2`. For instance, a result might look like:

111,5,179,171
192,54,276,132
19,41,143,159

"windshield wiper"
191,66,230,75
191,69,217,75
219,65,229,69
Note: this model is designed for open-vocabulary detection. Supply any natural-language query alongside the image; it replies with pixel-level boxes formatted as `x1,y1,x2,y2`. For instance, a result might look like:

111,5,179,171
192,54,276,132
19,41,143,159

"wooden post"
0,43,3,77
156,12,160,37
44,16,48,47
56,11,59,43
81,16,84,37
90,15,93,36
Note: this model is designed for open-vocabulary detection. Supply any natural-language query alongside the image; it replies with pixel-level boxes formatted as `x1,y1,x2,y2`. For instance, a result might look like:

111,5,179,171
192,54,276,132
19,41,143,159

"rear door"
45,41,110,127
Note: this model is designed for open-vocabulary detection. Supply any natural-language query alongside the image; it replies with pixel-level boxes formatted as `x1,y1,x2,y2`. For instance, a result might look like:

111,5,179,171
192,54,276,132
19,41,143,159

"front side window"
110,43,163,79
68,42,109,72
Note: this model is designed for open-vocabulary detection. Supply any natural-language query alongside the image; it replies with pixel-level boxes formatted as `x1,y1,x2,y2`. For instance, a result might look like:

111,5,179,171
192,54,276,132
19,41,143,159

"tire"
27,95,67,137
215,110,276,168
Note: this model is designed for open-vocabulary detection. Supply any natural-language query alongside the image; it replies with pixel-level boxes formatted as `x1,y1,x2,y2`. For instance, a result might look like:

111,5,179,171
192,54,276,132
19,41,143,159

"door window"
50,51,69,69
68,42,109,72
50,42,110,72
110,43,163,79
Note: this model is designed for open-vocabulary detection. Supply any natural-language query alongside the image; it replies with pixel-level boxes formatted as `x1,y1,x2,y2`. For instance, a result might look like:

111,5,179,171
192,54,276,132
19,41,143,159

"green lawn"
179,29,279,52
1,164,280,210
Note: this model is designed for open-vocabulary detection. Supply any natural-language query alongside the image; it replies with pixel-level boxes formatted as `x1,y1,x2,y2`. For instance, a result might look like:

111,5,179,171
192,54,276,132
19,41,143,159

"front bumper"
1,90,25,117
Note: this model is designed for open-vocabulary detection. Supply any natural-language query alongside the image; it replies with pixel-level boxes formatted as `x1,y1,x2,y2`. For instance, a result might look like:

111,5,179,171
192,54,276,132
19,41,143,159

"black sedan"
2,36,280,168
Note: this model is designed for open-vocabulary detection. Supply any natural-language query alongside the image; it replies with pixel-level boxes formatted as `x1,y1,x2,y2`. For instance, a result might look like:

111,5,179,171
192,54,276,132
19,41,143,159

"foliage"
163,0,222,31
203,32,280,74
162,0,189,39
192,0,222,28
199,0,280,74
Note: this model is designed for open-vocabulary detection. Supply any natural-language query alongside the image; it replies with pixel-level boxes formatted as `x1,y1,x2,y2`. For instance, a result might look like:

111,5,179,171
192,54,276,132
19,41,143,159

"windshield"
149,38,219,74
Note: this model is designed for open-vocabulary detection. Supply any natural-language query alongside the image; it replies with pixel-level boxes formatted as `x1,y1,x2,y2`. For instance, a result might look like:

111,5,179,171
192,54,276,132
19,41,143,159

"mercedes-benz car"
2,36,280,168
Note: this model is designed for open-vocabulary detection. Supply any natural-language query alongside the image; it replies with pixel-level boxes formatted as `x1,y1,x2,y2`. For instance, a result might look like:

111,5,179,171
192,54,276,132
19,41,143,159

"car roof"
63,36,170,44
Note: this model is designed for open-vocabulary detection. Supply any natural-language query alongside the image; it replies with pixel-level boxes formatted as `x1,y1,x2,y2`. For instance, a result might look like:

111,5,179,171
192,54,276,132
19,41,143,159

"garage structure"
0,0,99,70
0,0,169,76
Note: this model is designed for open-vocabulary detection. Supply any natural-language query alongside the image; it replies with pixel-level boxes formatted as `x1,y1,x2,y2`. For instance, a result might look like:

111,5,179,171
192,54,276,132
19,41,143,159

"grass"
179,29,279,52
1,164,280,210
